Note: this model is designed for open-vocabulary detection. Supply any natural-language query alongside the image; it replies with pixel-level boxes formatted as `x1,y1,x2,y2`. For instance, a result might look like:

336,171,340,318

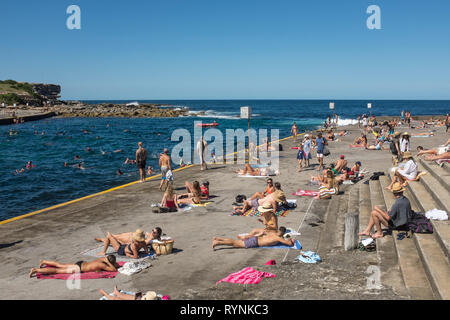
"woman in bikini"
314,170,339,200
99,285,159,300
159,185,180,211
97,230,148,258
178,181,202,205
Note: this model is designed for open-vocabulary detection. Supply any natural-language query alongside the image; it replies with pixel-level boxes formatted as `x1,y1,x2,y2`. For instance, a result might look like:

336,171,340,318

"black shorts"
137,160,146,170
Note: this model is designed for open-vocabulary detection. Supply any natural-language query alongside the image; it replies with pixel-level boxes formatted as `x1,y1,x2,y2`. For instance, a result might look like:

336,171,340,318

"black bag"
408,213,433,234
235,194,247,203
278,144,283,151
370,172,385,180
322,146,330,156
390,141,398,155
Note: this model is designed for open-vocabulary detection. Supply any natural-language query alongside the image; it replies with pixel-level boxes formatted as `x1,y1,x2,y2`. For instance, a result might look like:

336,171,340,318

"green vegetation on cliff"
0,80,43,104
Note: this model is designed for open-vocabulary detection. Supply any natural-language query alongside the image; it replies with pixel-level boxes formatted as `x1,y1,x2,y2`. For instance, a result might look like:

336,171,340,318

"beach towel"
259,240,302,250
264,259,276,265
237,174,271,178
231,207,291,217
36,261,125,280
412,135,433,138
349,144,364,148
81,245,157,262
296,251,321,264
216,267,276,285
118,259,152,276
292,189,319,197
436,159,450,164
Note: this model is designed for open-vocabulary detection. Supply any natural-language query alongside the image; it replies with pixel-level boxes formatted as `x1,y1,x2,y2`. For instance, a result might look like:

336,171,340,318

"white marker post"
241,106,251,162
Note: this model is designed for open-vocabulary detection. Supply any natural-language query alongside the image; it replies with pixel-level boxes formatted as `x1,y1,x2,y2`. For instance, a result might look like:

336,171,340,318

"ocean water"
1,100,449,220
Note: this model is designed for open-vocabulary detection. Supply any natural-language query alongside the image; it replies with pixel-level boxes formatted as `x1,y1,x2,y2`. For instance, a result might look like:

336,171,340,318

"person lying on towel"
235,163,280,176
95,227,162,246
29,255,120,278
236,203,279,238
212,226,294,250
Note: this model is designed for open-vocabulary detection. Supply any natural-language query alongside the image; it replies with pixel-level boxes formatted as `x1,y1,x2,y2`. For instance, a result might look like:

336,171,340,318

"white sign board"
240,106,251,119
329,102,335,110
368,103,372,109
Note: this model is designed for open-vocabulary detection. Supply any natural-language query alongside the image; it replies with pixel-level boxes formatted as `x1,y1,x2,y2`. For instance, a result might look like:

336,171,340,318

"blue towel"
296,251,321,263
258,240,302,250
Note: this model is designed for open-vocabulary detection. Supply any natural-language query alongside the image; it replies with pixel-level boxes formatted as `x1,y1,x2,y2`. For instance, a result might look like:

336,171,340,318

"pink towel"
36,262,125,280
216,267,276,285
292,189,319,197
264,259,276,265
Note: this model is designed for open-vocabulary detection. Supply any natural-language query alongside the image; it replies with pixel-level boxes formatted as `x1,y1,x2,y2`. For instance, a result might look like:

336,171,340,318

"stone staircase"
355,158,450,300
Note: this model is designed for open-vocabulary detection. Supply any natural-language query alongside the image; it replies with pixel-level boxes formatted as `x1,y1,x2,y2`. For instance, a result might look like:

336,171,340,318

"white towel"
118,259,152,276
425,208,448,221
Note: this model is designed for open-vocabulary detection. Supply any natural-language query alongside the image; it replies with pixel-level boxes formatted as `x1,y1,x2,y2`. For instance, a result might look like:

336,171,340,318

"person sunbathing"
212,226,294,250
365,139,385,150
97,230,149,258
236,163,279,176
178,181,202,205
99,285,158,300
237,203,279,238
310,169,328,184
29,255,120,278
424,151,450,161
315,170,339,200
159,185,180,211
96,228,162,246
417,144,449,157
335,155,348,173
249,178,275,200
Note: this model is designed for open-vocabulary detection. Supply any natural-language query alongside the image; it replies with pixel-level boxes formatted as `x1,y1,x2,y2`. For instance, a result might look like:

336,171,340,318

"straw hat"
402,132,410,137
271,190,286,202
391,182,405,194
258,202,273,213
141,291,157,300
403,151,413,159
133,229,146,242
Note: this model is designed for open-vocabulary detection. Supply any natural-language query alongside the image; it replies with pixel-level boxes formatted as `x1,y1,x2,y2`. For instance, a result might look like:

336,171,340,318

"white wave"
336,118,359,126
186,109,241,120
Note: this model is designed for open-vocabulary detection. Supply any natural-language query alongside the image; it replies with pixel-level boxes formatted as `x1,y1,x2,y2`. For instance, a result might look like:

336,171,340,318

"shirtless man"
335,155,348,173
159,148,172,191
97,230,149,259
212,227,294,250
136,142,148,183
29,255,120,278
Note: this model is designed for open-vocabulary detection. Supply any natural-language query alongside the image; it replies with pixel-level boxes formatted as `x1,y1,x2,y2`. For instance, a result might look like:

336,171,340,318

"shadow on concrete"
0,240,23,250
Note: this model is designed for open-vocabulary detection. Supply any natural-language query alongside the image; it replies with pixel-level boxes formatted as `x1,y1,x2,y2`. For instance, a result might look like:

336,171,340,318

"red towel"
216,267,276,285
292,189,319,197
36,261,125,280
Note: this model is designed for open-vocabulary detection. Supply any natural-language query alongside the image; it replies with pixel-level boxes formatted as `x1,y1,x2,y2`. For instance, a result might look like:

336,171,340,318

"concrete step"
317,196,342,256
416,162,450,213
369,179,407,296
405,178,450,262
379,175,435,299
388,171,450,300
335,187,350,248
419,158,450,193
359,182,372,234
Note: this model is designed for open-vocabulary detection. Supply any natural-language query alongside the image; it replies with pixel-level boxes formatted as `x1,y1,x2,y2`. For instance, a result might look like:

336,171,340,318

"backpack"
279,144,283,151
370,172,385,180
408,213,433,234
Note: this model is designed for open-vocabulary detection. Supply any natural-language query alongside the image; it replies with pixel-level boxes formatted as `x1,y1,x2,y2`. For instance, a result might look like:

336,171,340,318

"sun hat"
402,151,413,159
391,182,405,194
141,291,157,300
402,132,410,137
133,229,146,242
340,155,345,159
258,202,273,213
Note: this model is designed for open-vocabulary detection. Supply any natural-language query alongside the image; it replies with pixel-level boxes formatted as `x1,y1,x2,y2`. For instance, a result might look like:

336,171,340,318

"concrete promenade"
0,121,448,300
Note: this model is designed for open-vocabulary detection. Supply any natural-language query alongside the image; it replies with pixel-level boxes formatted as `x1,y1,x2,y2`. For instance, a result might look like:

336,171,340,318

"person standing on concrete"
159,148,172,191
136,142,148,183
197,137,208,170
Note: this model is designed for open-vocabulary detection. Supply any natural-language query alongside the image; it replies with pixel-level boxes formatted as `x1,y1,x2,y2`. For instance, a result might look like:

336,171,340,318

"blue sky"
1,0,449,100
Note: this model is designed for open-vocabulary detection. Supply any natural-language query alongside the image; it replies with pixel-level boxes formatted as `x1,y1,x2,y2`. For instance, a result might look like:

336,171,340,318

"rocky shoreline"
2,101,204,118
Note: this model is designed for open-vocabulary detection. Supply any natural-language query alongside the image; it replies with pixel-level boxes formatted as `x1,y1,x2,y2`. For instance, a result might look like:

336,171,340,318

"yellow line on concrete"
0,133,299,225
